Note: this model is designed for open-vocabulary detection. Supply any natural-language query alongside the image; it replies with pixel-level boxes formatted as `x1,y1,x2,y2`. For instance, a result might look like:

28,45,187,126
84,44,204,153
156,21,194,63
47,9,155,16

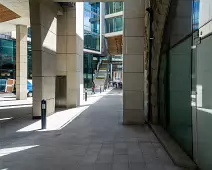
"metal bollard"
41,100,47,129
85,89,87,101
100,86,102,93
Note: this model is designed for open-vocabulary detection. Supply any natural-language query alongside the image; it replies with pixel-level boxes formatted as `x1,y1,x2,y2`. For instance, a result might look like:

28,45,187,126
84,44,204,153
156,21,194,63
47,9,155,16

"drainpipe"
146,7,154,122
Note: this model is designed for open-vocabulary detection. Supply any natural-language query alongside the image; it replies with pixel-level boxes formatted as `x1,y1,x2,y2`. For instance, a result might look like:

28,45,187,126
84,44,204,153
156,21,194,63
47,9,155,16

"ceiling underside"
0,1,30,33
0,0,122,34
0,3,20,23
107,35,122,56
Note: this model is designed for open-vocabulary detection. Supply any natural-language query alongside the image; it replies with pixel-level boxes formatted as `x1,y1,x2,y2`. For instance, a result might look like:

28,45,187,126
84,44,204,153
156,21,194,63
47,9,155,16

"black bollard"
100,86,102,93
85,89,87,101
41,100,47,129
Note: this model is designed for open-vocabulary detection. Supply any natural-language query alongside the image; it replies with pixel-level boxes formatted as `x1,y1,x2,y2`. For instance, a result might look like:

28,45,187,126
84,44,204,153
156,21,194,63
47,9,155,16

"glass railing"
105,2,123,15
84,30,100,51
106,27,122,33
84,25,100,34
105,17,123,33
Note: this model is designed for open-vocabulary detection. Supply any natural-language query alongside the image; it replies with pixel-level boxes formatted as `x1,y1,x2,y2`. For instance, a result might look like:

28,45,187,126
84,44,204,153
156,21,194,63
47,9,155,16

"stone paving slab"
0,89,187,170
150,124,197,170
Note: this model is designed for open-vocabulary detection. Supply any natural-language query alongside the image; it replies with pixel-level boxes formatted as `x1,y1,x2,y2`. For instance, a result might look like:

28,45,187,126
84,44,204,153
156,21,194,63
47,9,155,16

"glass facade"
84,53,93,88
158,25,212,170
105,2,123,15
0,38,32,81
28,28,32,38
158,2,212,169
159,37,193,157
83,53,99,88
106,17,123,33
192,0,200,30
0,39,16,80
84,2,100,51
84,2,101,88
28,43,32,79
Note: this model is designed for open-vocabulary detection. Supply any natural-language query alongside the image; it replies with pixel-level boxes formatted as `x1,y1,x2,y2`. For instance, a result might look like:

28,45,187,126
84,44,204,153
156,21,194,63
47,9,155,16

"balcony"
105,16,123,37
105,2,123,15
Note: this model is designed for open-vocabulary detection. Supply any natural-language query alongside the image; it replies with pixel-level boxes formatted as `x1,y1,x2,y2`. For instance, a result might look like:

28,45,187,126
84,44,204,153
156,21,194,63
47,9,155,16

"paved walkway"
0,89,185,170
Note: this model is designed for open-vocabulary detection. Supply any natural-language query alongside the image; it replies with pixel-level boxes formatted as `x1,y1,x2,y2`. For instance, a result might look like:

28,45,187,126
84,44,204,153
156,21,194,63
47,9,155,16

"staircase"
94,59,109,89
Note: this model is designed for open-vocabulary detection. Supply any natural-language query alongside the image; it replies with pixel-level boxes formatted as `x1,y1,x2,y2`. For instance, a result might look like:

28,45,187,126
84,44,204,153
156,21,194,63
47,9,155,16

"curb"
149,124,198,170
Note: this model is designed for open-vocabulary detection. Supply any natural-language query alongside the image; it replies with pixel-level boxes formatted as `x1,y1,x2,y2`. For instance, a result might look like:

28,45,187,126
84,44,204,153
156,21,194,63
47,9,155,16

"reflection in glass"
84,2,100,52
106,17,123,33
105,2,123,14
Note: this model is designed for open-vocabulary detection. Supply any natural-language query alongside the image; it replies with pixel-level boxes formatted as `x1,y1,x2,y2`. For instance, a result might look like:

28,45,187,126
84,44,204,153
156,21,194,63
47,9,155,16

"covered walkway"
0,89,185,170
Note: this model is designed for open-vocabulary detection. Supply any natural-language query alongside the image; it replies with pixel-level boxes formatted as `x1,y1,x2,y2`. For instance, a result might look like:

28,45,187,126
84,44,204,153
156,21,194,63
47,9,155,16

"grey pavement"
0,89,186,170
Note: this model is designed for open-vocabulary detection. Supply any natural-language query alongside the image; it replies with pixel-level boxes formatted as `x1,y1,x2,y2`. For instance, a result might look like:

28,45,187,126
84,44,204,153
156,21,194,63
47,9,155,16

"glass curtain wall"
159,37,193,157
28,42,32,79
84,2,100,88
158,1,212,169
105,2,123,14
84,53,94,88
0,39,16,80
105,17,123,33
195,31,212,170
191,0,212,169
0,38,32,80
84,2,100,51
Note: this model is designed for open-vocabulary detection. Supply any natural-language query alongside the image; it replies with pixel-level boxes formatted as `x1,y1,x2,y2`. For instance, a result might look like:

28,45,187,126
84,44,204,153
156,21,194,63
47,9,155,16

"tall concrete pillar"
16,25,28,100
29,0,58,118
123,0,145,124
56,3,84,108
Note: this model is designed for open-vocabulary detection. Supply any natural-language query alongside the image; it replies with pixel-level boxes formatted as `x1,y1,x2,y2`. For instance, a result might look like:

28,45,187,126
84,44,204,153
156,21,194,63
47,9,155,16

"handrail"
165,19,212,52
93,59,102,80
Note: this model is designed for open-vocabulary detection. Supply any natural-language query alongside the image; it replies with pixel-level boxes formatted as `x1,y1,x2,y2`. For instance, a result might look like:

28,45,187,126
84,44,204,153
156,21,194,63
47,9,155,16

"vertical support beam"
57,3,84,108
29,0,57,118
67,2,84,107
16,25,28,100
123,0,145,124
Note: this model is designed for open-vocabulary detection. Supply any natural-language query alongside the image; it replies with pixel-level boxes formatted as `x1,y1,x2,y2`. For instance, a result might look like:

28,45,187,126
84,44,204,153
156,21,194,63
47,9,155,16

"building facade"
0,2,124,90
156,0,212,169
105,2,123,34
0,32,32,92
83,2,101,88
83,2,124,88
104,2,123,84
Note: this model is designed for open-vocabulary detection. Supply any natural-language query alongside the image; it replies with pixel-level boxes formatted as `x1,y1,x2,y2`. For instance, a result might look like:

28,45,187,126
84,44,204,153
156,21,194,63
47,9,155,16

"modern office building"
83,2,101,88
0,31,32,93
104,2,123,84
83,2,124,88
0,2,124,90
2,0,212,169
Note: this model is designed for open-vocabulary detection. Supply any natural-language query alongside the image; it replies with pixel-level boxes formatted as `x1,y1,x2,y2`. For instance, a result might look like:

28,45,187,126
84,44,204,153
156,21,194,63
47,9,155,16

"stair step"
96,77,105,79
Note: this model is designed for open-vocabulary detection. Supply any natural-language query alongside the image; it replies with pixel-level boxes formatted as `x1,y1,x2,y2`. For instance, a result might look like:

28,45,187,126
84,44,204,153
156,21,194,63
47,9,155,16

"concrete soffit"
0,3,20,23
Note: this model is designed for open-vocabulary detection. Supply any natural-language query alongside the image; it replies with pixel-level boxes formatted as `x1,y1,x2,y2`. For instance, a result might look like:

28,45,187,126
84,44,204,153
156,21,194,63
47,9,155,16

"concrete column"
29,0,57,118
56,2,84,108
123,0,145,124
16,25,28,100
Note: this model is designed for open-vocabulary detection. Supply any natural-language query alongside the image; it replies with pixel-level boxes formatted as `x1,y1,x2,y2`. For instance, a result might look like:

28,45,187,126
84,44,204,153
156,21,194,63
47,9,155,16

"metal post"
85,88,87,101
41,100,47,129
100,86,102,93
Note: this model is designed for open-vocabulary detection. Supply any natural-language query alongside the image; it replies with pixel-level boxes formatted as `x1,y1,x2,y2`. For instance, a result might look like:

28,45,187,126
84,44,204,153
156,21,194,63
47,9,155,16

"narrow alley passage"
0,89,185,170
